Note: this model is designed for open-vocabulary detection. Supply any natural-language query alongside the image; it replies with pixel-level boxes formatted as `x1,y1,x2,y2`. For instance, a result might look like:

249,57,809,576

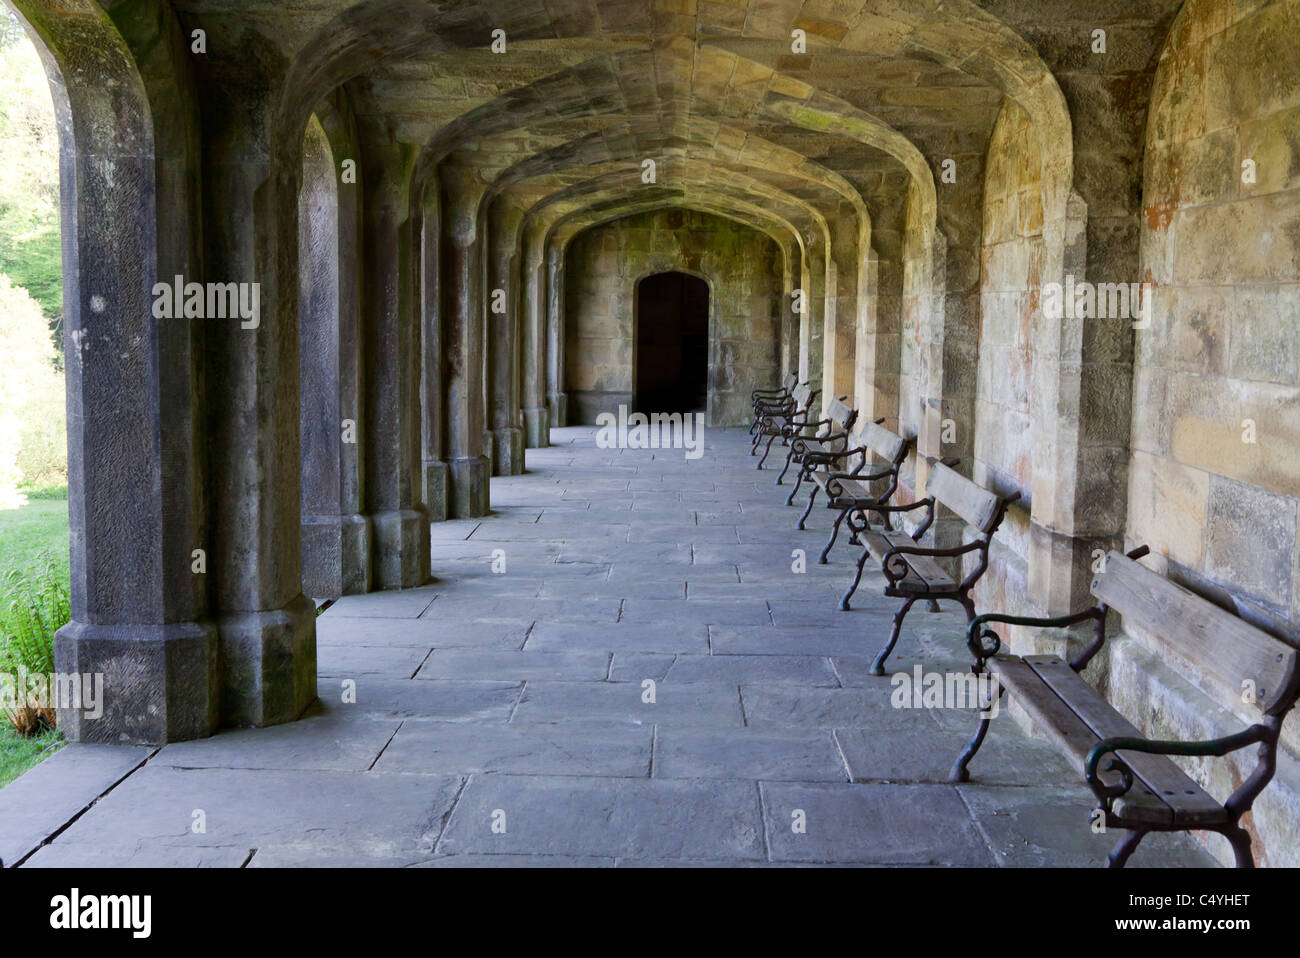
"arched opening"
634,271,709,415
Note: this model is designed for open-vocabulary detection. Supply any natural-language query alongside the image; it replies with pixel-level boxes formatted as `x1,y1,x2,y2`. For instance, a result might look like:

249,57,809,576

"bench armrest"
964,609,1106,666
847,496,935,537
783,417,831,438
798,431,850,452
879,539,983,587
831,463,895,483
1084,726,1271,806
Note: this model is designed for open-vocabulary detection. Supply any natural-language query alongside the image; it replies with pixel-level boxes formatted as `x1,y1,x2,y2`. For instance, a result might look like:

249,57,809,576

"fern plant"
0,554,68,734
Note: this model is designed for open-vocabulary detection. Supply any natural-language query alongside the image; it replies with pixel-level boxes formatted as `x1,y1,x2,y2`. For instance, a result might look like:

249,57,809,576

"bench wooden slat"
989,657,1175,825
862,530,955,592
857,419,908,465
1093,553,1299,716
1025,655,1226,826
925,463,1002,533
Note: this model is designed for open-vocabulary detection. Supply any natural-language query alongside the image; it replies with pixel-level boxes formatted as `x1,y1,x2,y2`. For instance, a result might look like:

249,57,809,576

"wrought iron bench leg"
797,484,819,529
870,596,919,675
950,680,1005,782
840,543,872,611
1218,823,1255,868
819,507,849,563
785,462,808,506
1107,828,1149,868
776,445,797,485
757,433,777,469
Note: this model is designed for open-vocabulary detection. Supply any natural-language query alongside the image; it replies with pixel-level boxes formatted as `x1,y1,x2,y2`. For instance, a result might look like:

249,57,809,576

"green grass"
0,493,69,786
0,723,61,788
0,490,68,579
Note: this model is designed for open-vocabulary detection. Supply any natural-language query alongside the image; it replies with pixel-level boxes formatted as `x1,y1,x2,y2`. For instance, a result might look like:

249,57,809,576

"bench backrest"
782,372,798,393
858,420,909,466
791,382,814,412
924,462,1006,535
1092,552,1300,717
825,397,858,433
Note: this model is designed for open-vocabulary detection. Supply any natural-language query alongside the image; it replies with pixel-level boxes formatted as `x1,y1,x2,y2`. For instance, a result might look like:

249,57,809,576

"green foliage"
0,555,67,676
0,274,65,499
0,6,60,342
0,554,68,735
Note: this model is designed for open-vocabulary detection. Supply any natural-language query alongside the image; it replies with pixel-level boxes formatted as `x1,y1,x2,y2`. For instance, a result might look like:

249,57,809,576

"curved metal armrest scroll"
879,539,982,587
964,609,1104,669
1084,726,1270,807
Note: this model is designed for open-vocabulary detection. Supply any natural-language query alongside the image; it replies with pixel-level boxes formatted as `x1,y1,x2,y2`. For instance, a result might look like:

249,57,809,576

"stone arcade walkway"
0,428,1215,867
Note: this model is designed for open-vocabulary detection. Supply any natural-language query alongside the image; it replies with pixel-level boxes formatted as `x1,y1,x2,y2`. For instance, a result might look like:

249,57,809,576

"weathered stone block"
216,594,317,729
55,620,219,745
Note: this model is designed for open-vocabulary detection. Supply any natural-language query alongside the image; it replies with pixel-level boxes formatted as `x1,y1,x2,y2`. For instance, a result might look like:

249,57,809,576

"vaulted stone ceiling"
165,0,1185,252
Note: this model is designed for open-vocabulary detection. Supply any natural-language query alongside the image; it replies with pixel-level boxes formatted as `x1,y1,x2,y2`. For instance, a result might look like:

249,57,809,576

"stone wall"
563,209,783,427
1118,0,1300,865
972,99,1042,614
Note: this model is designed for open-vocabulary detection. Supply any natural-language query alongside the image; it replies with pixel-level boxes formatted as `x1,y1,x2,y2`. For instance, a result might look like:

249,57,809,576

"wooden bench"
839,459,1019,676
749,372,799,435
952,546,1300,868
796,419,911,565
752,382,820,469
777,396,858,499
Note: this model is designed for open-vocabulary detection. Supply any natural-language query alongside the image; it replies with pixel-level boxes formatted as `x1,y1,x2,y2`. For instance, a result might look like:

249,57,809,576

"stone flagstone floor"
0,427,1216,867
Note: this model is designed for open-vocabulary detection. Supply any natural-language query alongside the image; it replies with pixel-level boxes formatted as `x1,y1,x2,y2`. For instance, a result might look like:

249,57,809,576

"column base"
216,593,317,728
370,507,433,589
301,512,372,599
523,406,550,448
492,426,525,476
449,455,490,518
54,619,220,745
547,392,567,429
423,459,449,523
483,431,498,477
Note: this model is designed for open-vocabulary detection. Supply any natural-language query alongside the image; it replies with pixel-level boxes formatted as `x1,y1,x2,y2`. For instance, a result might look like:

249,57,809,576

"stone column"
805,238,827,410
299,108,371,599
520,220,550,447
487,195,525,474
779,247,799,384
52,8,219,744
358,135,431,588
418,176,449,521
440,164,491,516
544,239,569,428
200,107,315,729
825,207,863,410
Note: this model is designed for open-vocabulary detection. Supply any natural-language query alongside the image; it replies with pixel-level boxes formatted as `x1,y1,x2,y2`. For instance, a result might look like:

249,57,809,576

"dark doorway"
634,271,709,414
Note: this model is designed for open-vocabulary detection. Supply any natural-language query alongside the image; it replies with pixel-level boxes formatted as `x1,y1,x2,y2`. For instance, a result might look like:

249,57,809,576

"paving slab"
0,744,151,866
324,677,521,721
526,622,710,654
512,680,745,727
326,587,440,618
316,615,528,650
664,653,837,686
653,728,847,782
437,775,765,861
761,782,994,865
53,766,464,857
375,722,653,777
155,709,401,772
415,649,611,681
